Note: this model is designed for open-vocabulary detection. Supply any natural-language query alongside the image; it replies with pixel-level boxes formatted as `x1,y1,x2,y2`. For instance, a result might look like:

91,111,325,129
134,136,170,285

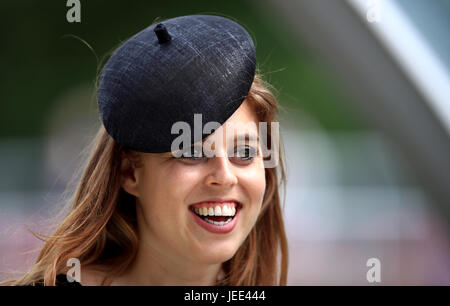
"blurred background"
0,0,449,285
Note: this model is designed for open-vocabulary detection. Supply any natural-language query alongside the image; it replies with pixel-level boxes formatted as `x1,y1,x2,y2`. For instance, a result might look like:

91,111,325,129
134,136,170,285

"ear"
120,155,140,198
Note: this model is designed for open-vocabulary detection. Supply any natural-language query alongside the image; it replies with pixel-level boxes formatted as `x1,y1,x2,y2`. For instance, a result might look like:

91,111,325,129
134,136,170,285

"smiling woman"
1,14,288,286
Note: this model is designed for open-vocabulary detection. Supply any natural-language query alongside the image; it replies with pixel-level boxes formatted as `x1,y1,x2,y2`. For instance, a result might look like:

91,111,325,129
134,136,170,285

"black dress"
33,274,82,286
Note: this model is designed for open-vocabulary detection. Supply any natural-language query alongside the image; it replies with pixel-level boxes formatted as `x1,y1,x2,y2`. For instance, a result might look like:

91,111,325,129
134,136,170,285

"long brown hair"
2,73,288,286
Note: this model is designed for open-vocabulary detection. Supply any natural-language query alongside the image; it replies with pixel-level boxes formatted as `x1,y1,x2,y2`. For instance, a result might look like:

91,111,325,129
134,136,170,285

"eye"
230,146,258,163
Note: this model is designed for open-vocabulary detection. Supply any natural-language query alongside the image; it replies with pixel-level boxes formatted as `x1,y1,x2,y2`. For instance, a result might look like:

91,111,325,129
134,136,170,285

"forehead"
225,99,259,125
205,100,260,143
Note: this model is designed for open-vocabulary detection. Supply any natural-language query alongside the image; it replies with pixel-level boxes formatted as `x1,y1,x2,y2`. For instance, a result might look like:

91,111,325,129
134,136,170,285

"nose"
205,156,238,187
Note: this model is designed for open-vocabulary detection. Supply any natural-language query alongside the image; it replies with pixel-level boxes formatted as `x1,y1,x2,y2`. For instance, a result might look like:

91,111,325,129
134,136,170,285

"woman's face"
125,100,266,265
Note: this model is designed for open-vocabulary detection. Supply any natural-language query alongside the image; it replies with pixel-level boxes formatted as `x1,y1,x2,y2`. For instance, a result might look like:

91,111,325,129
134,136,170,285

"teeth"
192,202,238,217
221,205,234,216
204,217,233,226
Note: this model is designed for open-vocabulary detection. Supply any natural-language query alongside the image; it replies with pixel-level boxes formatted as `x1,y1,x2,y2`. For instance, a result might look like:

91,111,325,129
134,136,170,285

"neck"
112,237,222,286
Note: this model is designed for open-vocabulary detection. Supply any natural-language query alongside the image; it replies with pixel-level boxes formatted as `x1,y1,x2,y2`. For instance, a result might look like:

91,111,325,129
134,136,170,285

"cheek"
163,164,205,200
243,162,266,201
137,163,203,215
136,164,204,247
240,165,266,220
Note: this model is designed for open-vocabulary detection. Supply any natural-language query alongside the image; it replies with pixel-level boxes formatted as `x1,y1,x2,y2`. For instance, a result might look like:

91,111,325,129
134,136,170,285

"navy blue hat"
97,14,256,153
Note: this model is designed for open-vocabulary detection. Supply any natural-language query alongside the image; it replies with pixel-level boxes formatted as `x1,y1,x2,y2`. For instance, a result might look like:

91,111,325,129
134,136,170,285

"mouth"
188,200,242,234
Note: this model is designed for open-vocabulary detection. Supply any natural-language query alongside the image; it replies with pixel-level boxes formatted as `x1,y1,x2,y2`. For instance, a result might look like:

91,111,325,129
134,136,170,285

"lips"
188,199,242,234
190,198,243,206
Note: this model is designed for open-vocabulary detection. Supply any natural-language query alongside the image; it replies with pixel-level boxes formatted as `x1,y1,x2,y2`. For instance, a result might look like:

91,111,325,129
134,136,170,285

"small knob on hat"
154,23,171,44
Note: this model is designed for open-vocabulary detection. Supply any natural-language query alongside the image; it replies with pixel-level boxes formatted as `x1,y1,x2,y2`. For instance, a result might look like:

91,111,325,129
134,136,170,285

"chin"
196,240,240,264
